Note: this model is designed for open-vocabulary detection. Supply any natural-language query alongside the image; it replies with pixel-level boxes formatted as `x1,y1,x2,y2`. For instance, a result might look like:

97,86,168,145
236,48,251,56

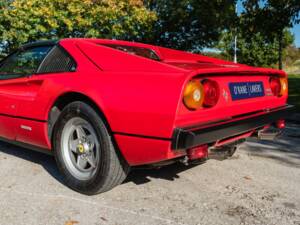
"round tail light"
269,77,281,96
183,80,204,110
279,77,288,96
202,79,220,107
269,77,285,97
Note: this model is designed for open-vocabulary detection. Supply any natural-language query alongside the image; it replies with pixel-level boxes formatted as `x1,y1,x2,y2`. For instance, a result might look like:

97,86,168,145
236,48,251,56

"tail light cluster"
183,79,220,110
269,77,288,97
183,76,287,111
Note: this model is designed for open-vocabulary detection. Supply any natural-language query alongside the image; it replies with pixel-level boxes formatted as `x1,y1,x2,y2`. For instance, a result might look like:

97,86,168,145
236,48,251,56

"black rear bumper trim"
171,105,295,150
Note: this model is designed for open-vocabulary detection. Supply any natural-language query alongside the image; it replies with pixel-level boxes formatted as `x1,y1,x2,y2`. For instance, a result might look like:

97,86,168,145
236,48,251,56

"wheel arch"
48,92,111,144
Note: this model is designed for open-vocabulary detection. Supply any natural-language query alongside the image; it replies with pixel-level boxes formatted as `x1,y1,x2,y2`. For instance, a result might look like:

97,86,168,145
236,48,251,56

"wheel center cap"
77,143,89,154
77,144,85,153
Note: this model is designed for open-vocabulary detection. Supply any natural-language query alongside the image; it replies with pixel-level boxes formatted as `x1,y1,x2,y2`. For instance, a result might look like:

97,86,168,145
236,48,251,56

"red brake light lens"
269,77,281,97
202,79,220,107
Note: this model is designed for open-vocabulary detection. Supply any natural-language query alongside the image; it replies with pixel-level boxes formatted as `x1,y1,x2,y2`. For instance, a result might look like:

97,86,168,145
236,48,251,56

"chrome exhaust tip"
258,128,282,141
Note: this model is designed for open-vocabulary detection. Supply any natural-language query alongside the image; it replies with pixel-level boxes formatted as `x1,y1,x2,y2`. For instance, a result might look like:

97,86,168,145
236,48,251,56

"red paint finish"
0,38,289,165
214,131,254,147
0,116,17,140
15,118,50,148
114,134,186,166
174,75,287,129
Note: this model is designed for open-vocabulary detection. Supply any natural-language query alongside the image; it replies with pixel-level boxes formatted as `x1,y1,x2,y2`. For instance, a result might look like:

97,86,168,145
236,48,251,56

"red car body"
0,38,292,166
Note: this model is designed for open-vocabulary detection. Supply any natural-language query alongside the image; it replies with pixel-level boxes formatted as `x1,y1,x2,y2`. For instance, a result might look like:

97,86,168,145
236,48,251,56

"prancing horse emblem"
223,89,229,102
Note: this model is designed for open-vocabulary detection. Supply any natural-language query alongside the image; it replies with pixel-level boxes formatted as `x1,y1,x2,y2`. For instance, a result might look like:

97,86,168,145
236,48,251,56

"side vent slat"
38,46,76,74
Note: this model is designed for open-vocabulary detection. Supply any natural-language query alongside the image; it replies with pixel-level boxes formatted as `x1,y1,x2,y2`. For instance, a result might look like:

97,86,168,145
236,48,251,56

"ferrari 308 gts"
0,38,293,194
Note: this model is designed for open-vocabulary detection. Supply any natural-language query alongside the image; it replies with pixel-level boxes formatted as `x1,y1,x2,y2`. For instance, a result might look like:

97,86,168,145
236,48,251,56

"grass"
288,74,300,112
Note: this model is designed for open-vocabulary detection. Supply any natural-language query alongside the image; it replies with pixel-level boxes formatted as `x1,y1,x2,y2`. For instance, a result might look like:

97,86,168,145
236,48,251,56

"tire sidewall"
53,102,112,194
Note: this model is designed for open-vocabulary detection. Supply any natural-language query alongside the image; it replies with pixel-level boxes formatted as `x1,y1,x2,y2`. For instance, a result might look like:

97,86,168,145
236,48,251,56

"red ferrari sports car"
0,38,293,194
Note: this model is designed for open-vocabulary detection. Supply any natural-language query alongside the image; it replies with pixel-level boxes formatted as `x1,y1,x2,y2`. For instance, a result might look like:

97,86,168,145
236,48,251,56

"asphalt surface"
0,122,299,225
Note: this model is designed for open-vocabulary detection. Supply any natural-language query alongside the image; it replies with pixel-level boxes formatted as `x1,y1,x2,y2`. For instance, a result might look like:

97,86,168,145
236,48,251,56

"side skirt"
0,136,53,156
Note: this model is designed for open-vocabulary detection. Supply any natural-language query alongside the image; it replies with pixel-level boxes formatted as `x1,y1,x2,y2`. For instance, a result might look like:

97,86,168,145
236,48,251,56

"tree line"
0,0,299,68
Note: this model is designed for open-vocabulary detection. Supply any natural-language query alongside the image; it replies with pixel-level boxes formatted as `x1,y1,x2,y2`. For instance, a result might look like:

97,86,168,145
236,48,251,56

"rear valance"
172,105,294,150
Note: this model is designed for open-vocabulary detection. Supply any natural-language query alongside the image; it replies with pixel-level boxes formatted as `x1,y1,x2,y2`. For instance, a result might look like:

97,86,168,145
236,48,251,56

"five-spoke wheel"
61,117,100,180
53,101,129,195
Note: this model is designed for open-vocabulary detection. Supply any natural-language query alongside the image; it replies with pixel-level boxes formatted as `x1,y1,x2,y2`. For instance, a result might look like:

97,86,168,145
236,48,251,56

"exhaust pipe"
208,138,245,160
258,128,282,141
208,145,238,160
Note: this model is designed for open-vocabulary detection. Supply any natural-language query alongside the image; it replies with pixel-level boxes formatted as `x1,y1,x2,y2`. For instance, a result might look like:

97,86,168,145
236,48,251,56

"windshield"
101,44,160,61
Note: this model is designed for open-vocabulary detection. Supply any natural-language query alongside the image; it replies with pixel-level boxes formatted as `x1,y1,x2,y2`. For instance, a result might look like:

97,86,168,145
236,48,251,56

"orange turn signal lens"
270,77,288,97
279,77,288,96
183,81,204,110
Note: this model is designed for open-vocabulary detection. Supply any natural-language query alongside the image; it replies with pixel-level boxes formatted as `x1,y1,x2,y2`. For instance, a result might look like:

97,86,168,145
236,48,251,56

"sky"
237,1,300,47
292,24,300,47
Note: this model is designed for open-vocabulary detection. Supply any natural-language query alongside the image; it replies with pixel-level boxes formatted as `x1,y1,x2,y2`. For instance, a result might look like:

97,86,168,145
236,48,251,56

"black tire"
227,145,237,157
53,101,129,195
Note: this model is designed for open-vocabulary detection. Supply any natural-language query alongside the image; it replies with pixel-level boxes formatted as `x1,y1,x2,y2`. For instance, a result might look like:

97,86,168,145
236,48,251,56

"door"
0,45,53,140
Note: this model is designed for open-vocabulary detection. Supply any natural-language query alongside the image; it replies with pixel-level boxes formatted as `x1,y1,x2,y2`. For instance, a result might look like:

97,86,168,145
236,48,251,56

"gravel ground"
0,123,299,225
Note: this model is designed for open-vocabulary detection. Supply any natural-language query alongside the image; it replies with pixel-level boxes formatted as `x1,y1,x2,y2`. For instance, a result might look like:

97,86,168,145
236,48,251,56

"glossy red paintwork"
114,134,186,165
0,38,288,165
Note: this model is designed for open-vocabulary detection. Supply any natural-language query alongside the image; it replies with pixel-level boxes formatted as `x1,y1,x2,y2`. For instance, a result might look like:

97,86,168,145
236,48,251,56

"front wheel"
53,101,129,195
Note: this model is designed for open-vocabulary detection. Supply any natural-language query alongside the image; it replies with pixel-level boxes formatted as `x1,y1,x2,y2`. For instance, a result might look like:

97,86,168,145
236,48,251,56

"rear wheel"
53,101,129,195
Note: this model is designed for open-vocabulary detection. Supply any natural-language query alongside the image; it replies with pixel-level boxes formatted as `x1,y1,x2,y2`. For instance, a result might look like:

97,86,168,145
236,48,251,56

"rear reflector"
187,145,208,160
276,119,285,129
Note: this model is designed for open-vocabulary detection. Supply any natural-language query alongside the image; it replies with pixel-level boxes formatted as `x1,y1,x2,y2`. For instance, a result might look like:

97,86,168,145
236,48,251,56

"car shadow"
0,141,65,185
241,123,300,168
0,121,299,188
0,140,201,187
124,163,200,185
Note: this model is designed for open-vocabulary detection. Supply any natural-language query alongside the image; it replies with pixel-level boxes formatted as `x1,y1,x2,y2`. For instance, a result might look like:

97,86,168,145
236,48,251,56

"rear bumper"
172,105,294,150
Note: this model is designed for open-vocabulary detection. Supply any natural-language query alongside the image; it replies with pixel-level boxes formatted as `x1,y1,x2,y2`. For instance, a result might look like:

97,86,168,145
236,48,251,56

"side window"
37,46,77,74
0,46,52,80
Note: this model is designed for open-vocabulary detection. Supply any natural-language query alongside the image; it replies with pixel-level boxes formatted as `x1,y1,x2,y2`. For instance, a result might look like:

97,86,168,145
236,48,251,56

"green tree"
144,0,237,51
0,0,156,53
284,45,300,68
218,29,294,68
242,0,300,69
0,0,10,55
